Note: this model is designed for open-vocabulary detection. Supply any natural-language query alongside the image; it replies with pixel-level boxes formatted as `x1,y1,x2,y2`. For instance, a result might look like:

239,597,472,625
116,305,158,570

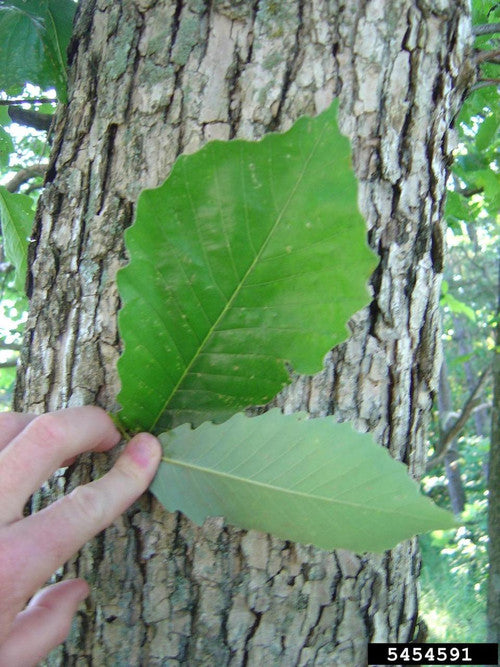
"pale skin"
0,406,162,667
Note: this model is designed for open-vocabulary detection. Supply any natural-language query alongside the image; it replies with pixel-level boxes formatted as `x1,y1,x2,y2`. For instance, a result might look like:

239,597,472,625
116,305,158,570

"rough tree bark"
14,1,473,664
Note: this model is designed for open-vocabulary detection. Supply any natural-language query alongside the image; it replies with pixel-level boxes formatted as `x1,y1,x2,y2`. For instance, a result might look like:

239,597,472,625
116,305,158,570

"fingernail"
128,434,161,469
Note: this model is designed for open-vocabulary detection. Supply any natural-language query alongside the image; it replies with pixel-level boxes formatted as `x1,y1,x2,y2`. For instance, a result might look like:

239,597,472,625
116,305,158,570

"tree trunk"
452,314,490,438
438,360,466,515
444,449,466,516
14,1,473,664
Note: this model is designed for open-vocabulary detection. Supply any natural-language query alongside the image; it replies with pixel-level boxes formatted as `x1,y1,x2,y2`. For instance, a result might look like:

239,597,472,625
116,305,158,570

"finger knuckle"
67,484,106,527
27,413,67,449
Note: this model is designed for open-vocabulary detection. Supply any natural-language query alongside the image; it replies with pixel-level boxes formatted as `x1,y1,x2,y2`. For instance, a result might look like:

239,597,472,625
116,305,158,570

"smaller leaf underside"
117,101,376,432
150,411,456,553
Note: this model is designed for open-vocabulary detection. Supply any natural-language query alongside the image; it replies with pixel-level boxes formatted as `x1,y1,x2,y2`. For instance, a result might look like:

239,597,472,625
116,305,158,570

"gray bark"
14,0,473,664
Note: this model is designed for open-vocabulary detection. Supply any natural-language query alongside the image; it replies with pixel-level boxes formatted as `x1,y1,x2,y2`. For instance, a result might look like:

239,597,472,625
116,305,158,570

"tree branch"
475,48,500,65
0,358,18,369
471,78,500,91
7,106,54,132
442,366,491,445
0,343,21,352
427,366,492,471
24,182,45,196
473,23,500,36
0,98,57,105
5,164,48,193
458,186,484,198
472,401,492,414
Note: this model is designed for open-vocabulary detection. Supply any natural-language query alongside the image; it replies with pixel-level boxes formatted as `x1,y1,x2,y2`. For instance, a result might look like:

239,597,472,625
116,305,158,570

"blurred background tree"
418,0,499,643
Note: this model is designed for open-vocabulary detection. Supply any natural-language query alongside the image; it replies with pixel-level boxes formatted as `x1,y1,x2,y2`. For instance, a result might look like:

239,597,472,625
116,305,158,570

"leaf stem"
109,412,132,442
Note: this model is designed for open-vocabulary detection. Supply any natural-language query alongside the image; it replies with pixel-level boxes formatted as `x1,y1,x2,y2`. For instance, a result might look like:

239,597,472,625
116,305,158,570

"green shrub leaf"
117,101,376,432
0,126,14,169
0,186,33,291
0,0,75,100
150,410,456,553
475,111,499,152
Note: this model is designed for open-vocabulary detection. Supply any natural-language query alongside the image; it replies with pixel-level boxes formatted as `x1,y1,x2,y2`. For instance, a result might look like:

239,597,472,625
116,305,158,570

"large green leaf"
0,186,33,291
0,0,75,100
117,101,376,432
150,410,456,553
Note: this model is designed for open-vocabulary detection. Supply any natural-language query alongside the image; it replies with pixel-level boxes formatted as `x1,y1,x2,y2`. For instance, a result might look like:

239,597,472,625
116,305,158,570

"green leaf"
471,0,500,24
441,290,477,322
473,168,500,213
0,106,13,168
117,101,376,432
150,410,456,553
445,190,470,223
43,0,76,102
450,352,475,366
0,125,14,168
456,151,489,173
459,88,496,127
475,112,499,152
0,186,34,292
0,1,50,93
0,105,11,127
0,0,75,100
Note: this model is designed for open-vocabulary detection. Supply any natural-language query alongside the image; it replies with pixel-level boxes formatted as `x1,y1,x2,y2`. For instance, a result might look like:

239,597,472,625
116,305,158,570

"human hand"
0,406,161,666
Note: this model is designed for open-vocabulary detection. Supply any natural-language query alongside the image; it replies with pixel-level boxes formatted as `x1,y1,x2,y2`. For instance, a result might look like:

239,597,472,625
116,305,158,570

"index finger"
0,407,121,523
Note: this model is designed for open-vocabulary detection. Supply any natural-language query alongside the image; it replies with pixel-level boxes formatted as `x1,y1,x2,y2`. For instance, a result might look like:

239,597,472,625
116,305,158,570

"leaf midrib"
160,455,429,522
150,123,328,431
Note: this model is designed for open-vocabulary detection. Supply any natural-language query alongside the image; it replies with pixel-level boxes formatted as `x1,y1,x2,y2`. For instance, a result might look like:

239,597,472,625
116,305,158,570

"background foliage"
418,0,499,641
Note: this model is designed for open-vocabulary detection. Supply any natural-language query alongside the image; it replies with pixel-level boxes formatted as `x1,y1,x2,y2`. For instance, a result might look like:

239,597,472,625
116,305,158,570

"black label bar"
367,643,498,665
